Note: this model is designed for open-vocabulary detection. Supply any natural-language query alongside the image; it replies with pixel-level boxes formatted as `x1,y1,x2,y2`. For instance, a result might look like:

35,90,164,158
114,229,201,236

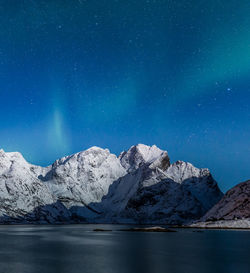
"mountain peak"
119,144,169,172
0,149,29,170
165,160,211,184
85,146,109,152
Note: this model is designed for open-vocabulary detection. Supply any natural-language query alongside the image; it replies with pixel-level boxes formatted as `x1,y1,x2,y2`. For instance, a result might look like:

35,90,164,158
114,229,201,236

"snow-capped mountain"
192,180,250,228
92,146,222,224
0,144,223,224
43,147,126,208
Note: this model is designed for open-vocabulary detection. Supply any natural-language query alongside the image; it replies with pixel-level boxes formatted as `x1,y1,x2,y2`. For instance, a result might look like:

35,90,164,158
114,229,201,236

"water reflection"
0,225,249,273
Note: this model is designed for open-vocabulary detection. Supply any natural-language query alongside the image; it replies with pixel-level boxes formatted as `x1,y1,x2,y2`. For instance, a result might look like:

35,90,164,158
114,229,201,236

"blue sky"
0,0,250,191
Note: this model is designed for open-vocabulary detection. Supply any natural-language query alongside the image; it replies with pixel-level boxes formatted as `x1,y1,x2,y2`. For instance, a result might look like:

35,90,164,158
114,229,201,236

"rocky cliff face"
0,144,223,224
191,180,250,228
202,180,250,221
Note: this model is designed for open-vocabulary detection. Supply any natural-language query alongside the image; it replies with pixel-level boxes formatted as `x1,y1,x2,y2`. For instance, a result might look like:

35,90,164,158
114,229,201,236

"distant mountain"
192,180,250,229
0,144,223,224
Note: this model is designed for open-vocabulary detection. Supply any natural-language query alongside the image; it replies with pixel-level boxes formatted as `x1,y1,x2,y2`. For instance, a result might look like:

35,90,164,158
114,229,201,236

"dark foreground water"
0,225,249,273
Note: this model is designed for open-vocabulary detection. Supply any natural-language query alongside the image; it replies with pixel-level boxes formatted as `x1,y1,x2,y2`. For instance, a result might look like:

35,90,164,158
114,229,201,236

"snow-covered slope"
43,147,126,208
121,160,222,224
192,180,250,228
0,149,63,223
0,144,223,224
165,161,223,211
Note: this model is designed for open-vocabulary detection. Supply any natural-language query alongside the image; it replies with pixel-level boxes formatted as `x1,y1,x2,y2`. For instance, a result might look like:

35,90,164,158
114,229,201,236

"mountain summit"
119,144,170,172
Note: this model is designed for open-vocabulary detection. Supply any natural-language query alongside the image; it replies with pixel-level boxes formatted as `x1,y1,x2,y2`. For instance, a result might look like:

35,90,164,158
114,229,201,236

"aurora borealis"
0,0,250,191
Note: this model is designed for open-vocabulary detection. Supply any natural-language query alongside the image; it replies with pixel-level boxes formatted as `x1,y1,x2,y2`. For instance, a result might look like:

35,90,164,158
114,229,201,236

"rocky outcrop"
192,180,250,228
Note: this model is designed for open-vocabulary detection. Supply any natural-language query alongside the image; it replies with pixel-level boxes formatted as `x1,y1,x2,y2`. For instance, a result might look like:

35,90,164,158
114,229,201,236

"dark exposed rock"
118,226,177,232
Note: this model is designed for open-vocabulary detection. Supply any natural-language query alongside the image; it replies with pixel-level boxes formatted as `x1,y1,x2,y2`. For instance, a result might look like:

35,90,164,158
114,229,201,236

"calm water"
0,225,249,273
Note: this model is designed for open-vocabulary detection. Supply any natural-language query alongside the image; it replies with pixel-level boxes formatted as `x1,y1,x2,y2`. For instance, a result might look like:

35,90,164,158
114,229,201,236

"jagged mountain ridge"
0,144,223,224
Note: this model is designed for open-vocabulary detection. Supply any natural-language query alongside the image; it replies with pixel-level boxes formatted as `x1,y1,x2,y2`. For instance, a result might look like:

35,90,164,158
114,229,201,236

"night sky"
0,0,249,191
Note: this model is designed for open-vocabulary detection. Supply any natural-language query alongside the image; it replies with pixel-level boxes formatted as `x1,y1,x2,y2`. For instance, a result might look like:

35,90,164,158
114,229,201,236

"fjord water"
0,225,249,273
